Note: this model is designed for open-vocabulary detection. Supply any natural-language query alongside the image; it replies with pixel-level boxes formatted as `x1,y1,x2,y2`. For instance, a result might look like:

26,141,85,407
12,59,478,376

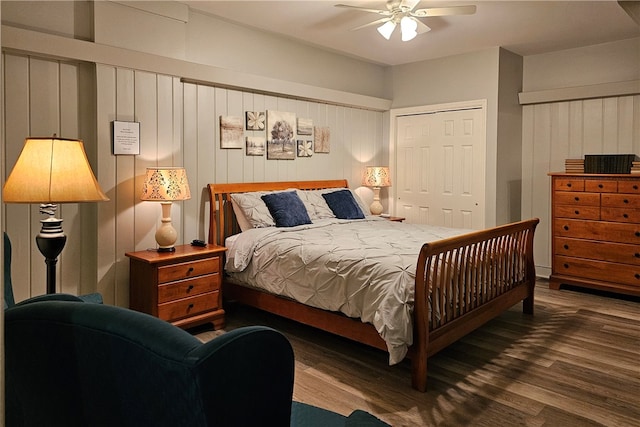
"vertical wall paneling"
6,60,385,305
522,94,640,277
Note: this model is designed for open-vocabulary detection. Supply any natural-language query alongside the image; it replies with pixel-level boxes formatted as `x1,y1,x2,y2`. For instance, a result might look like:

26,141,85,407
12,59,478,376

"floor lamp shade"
362,166,391,216
2,137,109,294
141,167,191,252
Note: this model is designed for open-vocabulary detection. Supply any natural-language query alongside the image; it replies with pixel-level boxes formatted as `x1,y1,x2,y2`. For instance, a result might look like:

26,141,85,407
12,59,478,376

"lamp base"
369,187,384,215
36,215,67,294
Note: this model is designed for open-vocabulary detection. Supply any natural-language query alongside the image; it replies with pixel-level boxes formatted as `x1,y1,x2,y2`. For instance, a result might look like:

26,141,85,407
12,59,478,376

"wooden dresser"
549,173,640,296
126,244,227,329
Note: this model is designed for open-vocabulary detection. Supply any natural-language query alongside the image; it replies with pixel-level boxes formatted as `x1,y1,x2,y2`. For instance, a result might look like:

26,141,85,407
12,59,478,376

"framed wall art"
220,116,244,149
246,111,265,131
314,126,331,153
267,110,296,160
246,136,265,156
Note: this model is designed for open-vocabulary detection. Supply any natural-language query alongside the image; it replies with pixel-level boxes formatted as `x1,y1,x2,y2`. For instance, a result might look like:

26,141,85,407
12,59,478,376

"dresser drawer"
157,291,220,322
553,205,600,220
158,274,220,304
554,192,600,206
158,258,220,283
554,219,640,244
554,178,584,192
618,181,640,194
554,256,640,287
600,207,640,223
554,237,640,266
584,180,617,193
601,194,640,208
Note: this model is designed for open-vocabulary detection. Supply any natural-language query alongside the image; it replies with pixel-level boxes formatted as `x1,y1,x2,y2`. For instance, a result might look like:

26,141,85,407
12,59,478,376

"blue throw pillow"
261,191,312,227
322,190,365,220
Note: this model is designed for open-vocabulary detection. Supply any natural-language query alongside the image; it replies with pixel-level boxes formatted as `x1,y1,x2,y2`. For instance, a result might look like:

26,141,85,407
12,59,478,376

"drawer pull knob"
634,185,639,190
563,244,569,250
636,274,640,280
564,225,569,231
636,232,640,237
598,184,603,188
187,285,194,292
188,303,194,311
563,263,569,269
574,210,580,215
624,199,629,204
187,267,194,275
574,197,580,201
635,253,640,258
567,183,572,188
624,213,629,218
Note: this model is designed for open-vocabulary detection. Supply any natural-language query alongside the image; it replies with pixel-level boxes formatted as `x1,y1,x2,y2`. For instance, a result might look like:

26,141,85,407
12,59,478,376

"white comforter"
225,217,467,364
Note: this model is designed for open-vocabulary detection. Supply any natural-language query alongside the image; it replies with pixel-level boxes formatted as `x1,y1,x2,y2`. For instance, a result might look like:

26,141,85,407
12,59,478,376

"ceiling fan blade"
335,4,392,15
351,17,392,31
414,18,431,34
411,5,476,17
399,0,421,12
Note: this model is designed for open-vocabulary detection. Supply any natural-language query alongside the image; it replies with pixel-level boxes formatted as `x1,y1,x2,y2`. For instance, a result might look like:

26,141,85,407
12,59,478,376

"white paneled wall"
3,56,385,306
522,95,640,276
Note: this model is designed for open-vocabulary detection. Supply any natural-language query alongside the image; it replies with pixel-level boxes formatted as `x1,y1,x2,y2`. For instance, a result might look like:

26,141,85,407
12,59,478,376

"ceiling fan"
335,0,476,41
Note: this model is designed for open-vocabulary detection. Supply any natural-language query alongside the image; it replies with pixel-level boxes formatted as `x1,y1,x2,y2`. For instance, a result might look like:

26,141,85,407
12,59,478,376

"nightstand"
384,216,406,222
126,244,227,330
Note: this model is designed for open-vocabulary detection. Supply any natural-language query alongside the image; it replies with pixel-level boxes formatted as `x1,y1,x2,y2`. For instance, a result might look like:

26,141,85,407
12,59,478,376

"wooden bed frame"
207,180,539,392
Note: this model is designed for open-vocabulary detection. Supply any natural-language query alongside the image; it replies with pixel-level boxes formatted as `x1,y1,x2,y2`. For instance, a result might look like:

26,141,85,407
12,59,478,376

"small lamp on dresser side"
362,166,391,215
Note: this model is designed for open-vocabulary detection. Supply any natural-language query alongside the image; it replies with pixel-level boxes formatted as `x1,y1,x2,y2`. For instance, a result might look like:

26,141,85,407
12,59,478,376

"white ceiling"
183,1,640,66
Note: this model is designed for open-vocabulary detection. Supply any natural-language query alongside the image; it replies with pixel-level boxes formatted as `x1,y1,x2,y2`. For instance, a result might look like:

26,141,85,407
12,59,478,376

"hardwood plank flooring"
193,280,640,426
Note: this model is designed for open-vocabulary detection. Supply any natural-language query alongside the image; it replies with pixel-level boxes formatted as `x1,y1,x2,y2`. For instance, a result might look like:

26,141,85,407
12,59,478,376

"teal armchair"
5,300,389,427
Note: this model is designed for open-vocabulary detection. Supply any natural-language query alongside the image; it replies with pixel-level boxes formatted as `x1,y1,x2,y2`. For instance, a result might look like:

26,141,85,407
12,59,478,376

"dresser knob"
636,274,640,280
188,303,194,311
634,185,638,190
624,199,629,204
563,244,569,250
574,197,580,201
636,232,640,237
598,184,603,188
187,285,194,292
635,253,640,258
564,225,569,231
574,210,580,215
187,267,194,275
567,183,572,188
624,213,629,218
563,263,569,269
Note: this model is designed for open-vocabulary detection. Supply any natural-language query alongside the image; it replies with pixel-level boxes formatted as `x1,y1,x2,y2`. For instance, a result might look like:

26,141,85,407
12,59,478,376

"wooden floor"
194,280,640,426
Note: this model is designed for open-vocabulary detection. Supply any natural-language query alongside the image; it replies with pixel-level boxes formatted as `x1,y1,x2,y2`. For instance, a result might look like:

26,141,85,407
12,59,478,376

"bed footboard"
411,218,539,392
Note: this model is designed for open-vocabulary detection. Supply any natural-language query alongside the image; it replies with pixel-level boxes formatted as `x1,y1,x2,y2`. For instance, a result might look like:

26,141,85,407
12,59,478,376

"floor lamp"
3,137,109,294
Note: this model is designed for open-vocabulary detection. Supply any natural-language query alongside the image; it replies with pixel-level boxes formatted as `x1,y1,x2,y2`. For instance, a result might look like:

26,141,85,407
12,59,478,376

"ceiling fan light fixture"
400,16,418,41
377,20,396,40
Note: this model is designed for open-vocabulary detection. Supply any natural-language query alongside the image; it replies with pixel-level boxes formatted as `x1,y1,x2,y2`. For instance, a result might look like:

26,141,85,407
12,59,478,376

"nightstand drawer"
157,291,220,322
157,274,220,304
158,258,220,283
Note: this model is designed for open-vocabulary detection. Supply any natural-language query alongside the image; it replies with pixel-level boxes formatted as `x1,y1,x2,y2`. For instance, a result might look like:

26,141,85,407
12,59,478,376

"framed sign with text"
113,121,140,155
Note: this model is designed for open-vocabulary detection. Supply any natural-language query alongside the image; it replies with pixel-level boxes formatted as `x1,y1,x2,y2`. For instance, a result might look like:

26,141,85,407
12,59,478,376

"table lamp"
362,166,391,215
3,137,109,294
140,167,191,252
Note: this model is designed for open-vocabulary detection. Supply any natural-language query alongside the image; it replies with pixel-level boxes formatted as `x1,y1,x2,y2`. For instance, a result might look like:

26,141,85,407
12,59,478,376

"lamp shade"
3,137,108,203
362,166,391,188
141,167,191,202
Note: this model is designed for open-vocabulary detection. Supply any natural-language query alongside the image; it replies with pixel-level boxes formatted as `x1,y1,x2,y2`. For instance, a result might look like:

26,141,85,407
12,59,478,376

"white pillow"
295,189,335,220
230,192,275,229
230,199,253,232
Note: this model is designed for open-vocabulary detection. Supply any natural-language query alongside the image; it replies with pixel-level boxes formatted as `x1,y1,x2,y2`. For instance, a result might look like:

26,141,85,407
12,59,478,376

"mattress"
224,217,468,364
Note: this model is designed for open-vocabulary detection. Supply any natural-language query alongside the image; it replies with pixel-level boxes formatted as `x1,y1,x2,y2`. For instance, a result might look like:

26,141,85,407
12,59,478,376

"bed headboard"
207,179,349,246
